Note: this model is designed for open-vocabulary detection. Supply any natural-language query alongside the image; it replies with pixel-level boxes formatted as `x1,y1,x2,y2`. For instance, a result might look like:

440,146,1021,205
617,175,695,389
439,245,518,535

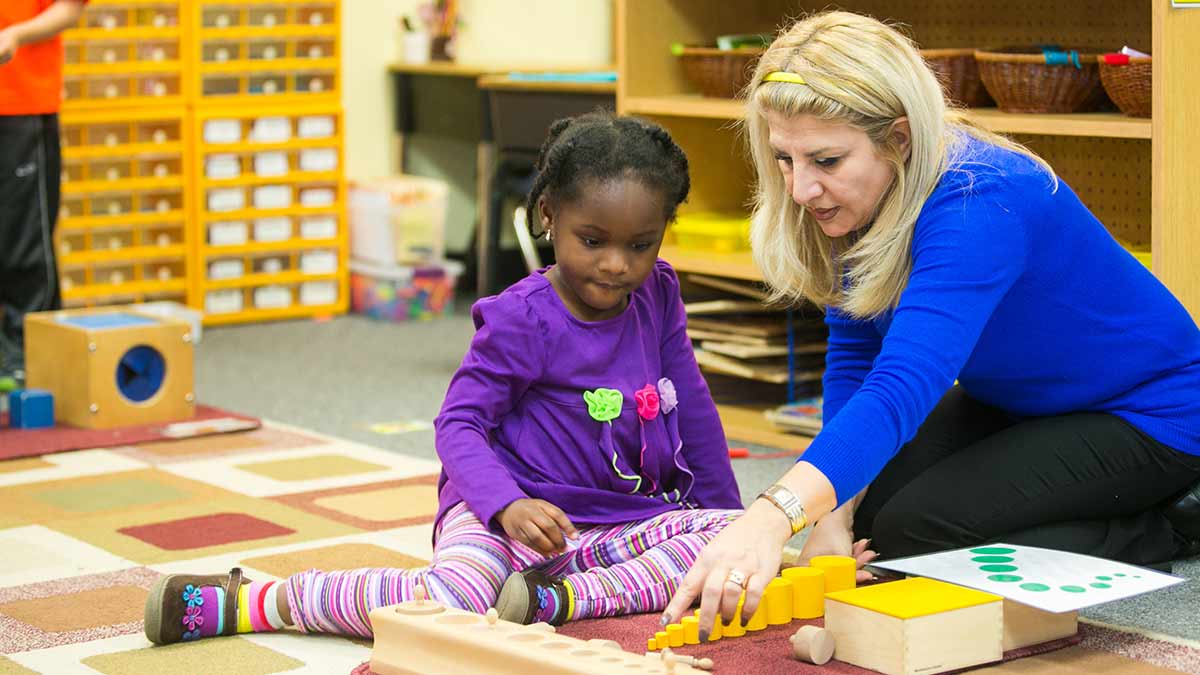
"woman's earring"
546,227,554,242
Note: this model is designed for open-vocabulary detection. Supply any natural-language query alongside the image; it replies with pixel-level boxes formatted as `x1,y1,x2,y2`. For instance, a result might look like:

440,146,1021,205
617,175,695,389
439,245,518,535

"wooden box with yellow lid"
823,577,1003,675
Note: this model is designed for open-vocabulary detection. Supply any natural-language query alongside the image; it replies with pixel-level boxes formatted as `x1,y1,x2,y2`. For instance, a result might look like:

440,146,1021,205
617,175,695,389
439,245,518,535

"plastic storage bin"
349,176,449,265
350,259,463,322
671,212,751,253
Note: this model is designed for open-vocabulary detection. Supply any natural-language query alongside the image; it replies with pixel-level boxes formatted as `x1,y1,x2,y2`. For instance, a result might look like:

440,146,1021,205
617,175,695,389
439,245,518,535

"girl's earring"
545,227,554,242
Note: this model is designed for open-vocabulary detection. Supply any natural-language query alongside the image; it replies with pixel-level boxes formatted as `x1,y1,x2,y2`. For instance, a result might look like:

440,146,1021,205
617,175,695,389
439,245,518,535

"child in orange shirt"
0,0,87,385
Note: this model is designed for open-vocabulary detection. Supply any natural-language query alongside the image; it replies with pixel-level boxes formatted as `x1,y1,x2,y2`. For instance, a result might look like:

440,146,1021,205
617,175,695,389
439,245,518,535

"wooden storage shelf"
627,95,1152,139
718,403,814,451
660,244,760,282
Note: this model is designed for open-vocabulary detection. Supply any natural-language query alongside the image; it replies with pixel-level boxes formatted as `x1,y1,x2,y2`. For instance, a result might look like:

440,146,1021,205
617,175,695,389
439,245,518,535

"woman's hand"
497,498,578,556
661,500,793,638
793,519,878,583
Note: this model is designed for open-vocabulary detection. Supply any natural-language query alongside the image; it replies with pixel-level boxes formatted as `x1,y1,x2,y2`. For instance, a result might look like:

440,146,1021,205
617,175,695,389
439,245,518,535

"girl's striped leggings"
284,501,741,638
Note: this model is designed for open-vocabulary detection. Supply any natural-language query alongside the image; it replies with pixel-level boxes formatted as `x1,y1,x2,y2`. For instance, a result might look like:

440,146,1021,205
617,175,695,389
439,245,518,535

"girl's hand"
661,500,792,637
0,29,18,65
497,498,579,556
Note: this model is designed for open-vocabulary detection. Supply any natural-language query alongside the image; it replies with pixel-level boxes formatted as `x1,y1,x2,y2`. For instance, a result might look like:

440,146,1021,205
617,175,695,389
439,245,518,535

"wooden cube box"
824,578,1003,675
25,308,194,429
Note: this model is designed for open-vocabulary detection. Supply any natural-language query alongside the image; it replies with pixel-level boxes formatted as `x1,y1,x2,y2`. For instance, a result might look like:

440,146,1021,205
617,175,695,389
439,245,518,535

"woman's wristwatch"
757,483,809,536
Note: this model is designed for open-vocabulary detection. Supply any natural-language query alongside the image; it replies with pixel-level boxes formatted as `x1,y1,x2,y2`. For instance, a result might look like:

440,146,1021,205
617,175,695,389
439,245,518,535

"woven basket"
677,47,763,98
1098,54,1151,118
975,47,1107,113
922,48,993,108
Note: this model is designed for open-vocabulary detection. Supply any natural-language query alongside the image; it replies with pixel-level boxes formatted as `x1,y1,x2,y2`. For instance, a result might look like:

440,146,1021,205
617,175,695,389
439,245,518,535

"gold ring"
725,569,748,589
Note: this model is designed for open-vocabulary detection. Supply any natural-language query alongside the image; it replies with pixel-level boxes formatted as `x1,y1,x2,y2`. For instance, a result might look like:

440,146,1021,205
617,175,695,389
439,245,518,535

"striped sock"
237,581,287,633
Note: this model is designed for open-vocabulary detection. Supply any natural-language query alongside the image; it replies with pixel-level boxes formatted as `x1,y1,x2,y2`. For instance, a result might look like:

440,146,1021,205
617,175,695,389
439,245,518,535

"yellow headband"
763,71,807,85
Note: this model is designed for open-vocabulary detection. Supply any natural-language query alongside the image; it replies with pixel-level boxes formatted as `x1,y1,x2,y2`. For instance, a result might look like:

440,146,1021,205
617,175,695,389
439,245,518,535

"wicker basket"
1098,54,1152,118
975,47,1107,113
676,46,763,98
922,48,993,108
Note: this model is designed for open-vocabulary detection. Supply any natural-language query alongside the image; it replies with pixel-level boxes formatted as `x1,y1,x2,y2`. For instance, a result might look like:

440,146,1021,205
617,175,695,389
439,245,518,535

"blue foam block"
9,389,55,429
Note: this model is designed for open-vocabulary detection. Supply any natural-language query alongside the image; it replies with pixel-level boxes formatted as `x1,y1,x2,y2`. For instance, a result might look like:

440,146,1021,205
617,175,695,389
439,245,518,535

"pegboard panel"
789,2,1150,52
1014,134,1151,248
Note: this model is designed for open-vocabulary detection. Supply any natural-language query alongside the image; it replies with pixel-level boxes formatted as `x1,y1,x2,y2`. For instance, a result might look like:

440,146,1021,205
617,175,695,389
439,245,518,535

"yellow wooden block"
824,578,1003,675
810,555,856,593
681,615,700,645
647,637,658,651
666,623,684,647
655,631,669,650
782,567,825,619
764,577,794,625
25,308,194,429
744,597,768,631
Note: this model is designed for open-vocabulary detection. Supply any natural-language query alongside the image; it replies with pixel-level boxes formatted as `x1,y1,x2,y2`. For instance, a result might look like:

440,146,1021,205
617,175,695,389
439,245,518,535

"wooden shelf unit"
618,1,1200,447
617,0,1199,322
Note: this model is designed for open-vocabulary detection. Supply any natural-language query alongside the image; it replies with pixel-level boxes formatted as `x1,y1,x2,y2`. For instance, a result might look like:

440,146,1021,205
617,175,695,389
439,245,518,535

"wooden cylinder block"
681,615,700,644
810,555,856,593
764,577,794,625
722,596,746,637
694,608,723,641
782,567,826,619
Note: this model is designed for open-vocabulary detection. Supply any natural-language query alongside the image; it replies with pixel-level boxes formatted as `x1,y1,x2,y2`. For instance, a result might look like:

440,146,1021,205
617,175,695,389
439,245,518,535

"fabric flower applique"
182,604,204,632
657,377,694,505
182,584,204,607
634,384,662,494
583,387,642,493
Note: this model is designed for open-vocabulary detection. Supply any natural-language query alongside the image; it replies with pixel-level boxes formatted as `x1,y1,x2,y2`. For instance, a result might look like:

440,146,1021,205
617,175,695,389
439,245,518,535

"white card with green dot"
870,544,1183,613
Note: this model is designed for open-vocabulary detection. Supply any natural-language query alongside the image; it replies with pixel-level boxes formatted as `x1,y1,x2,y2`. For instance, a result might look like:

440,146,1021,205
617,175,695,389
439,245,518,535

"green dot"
1060,586,1087,593
1114,573,1127,577
1133,575,1142,578
971,547,1017,555
1096,576,1112,581
979,564,1019,573
1020,583,1051,592
988,574,1023,583
1090,583,1112,589
972,556,1015,564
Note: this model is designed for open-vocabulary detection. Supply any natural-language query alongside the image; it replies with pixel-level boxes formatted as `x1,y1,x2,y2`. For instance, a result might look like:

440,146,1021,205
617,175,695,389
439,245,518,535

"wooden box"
25,307,194,429
1002,598,1078,651
824,577,1003,675
370,597,703,675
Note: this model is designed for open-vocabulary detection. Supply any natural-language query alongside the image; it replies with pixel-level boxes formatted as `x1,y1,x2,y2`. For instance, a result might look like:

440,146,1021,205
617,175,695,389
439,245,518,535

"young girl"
144,111,743,644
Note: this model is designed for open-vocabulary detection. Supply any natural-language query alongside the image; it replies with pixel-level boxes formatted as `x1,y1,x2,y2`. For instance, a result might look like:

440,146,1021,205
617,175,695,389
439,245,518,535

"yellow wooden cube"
824,578,1003,675
25,308,194,429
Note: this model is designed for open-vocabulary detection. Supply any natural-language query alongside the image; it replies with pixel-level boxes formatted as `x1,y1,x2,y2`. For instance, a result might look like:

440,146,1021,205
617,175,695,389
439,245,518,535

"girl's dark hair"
524,111,690,238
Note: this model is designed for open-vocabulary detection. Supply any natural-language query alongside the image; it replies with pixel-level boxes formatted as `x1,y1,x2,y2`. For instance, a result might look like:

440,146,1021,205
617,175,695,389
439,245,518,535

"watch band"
757,483,809,535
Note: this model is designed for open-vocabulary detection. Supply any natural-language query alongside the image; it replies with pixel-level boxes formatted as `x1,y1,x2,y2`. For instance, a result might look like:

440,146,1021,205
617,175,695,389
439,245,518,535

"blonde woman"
663,11,1200,637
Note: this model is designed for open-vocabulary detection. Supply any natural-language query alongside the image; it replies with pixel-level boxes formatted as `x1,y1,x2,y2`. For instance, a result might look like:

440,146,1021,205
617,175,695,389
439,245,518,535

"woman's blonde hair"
745,11,1054,318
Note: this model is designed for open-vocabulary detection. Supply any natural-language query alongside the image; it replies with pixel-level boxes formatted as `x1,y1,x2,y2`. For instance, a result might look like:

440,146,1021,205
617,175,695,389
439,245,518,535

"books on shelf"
694,348,823,385
699,340,825,359
764,397,823,436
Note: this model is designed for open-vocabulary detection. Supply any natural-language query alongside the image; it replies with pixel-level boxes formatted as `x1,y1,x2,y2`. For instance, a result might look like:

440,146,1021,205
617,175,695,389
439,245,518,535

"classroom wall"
340,1,612,253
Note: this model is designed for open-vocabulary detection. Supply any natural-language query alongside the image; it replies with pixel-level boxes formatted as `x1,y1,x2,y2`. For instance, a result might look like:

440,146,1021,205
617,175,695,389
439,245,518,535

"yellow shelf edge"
202,301,346,327
196,137,341,153
65,26,181,40
59,210,187,229
198,237,341,257
200,271,341,290
198,25,338,39
63,176,185,194
63,142,184,160
63,279,189,300
64,61,184,76
198,170,340,189
61,244,187,265
199,57,338,74
198,205,344,221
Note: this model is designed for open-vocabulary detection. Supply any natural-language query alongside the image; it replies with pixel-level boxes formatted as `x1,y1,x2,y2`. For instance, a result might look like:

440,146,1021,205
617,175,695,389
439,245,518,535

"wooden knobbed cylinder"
791,625,835,665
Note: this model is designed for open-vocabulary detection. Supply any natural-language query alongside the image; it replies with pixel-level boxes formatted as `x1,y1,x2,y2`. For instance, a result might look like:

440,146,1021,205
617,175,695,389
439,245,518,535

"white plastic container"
254,185,292,209
299,148,338,172
298,115,334,138
300,215,338,240
205,154,241,179
349,175,448,265
254,216,291,242
250,116,291,143
208,187,245,212
208,258,245,280
300,280,338,306
209,220,248,246
300,249,338,274
203,119,241,144
300,187,335,207
254,151,289,177
206,289,243,314
254,284,292,308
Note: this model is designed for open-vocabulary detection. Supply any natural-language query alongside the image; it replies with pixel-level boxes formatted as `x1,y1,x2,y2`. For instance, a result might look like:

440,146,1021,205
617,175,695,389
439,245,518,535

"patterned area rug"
1,423,1198,674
